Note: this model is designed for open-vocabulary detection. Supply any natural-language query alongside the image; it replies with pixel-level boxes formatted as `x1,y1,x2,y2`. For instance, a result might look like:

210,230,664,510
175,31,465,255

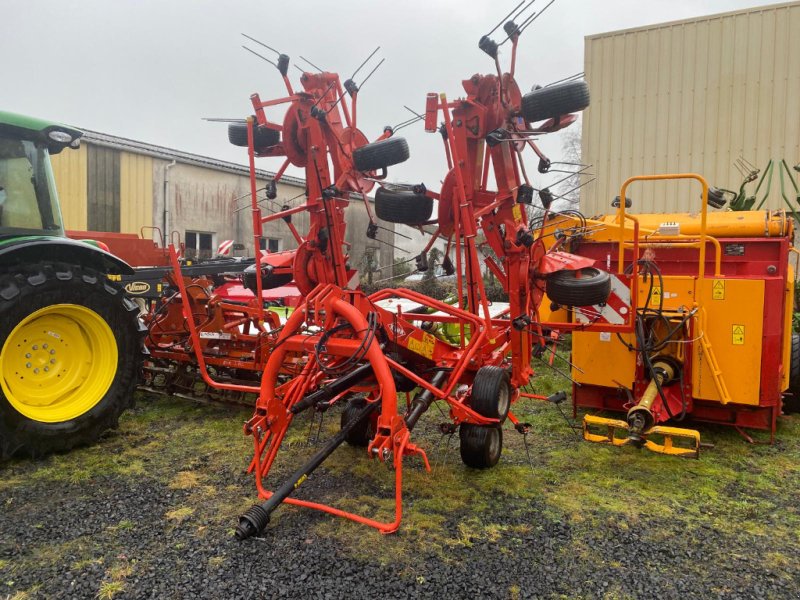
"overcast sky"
1,0,782,253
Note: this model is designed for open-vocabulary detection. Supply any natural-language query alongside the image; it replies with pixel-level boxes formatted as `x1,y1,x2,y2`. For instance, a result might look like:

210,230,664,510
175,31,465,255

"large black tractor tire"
340,395,376,447
0,263,143,459
470,366,511,423
228,121,281,150
374,187,433,225
459,424,502,469
521,80,590,123
785,333,800,413
546,267,611,307
352,137,410,172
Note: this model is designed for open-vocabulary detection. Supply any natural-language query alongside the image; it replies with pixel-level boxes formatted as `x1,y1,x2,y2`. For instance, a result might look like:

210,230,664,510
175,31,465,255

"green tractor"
0,111,142,459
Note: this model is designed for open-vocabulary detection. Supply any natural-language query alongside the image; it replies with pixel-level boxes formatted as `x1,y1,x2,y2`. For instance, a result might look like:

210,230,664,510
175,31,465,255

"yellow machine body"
561,174,796,457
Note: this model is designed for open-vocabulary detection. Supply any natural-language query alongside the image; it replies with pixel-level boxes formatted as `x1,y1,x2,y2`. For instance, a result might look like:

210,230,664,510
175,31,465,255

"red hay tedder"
164,5,637,538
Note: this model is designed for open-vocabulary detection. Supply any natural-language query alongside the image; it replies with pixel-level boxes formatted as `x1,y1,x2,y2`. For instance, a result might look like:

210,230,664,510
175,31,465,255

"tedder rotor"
171,9,639,538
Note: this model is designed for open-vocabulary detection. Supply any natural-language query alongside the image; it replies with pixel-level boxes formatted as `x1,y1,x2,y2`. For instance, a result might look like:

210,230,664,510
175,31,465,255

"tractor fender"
0,236,134,276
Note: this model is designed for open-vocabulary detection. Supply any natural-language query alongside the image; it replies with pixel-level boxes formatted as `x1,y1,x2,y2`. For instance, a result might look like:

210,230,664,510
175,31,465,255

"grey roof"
79,129,306,187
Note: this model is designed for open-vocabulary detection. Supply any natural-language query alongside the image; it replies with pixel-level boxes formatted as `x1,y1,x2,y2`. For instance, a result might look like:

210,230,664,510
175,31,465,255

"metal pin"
484,0,525,37
240,33,281,56
351,46,381,80
242,45,277,68
299,55,324,73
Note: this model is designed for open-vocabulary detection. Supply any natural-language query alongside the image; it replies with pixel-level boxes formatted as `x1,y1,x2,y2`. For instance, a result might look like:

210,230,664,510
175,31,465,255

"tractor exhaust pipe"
236,398,379,540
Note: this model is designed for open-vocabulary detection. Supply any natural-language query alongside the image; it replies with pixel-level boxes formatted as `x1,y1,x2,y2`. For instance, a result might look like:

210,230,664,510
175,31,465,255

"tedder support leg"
236,399,380,540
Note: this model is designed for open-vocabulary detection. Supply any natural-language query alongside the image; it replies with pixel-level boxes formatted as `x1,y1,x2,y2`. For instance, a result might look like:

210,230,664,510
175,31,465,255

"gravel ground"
1,392,799,600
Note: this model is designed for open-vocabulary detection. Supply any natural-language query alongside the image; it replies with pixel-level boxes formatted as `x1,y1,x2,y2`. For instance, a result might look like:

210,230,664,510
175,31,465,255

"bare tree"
554,125,583,208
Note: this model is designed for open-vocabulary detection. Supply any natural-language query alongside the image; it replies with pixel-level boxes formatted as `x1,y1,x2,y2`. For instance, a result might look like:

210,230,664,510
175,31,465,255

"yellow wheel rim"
0,304,118,423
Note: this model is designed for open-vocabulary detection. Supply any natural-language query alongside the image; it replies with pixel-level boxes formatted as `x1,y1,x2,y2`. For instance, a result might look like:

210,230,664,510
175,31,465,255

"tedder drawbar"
165,5,649,538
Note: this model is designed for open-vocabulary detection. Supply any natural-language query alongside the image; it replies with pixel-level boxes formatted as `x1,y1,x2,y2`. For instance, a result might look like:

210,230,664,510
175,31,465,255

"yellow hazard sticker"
649,286,662,306
407,332,436,359
512,204,524,224
732,324,745,345
712,279,725,300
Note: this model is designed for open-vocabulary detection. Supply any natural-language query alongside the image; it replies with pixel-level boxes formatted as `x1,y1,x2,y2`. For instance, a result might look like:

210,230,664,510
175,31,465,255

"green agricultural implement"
730,156,800,218
0,111,142,459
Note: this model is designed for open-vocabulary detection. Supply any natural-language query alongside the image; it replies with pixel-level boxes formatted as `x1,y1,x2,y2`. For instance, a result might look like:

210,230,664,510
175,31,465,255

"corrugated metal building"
581,1,800,216
50,131,395,265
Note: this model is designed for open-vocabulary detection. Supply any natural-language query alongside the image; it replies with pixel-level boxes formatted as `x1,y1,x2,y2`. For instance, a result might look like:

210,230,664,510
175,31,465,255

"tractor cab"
0,111,82,239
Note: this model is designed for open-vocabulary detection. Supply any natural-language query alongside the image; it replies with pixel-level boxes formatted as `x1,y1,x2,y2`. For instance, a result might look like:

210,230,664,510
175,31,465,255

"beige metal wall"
120,152,153,235
581,1,800,216
50,144,88,229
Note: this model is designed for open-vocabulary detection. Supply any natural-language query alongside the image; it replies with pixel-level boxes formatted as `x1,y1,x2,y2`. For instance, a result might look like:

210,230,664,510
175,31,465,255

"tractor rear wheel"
785,333,800,413
0,263,142,459
228,121,280,151
340,395,376,447
352,137,410,172
374,187,433,225
521,80,590,123
470,366,511,423
546,267,611,307
459,424,502,469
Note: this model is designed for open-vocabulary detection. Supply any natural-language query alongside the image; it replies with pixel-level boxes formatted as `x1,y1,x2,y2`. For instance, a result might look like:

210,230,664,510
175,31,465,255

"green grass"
1,382,799,590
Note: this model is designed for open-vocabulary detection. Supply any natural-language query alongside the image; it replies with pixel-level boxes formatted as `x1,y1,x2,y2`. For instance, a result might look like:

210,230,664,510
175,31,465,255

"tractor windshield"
0,134,63,238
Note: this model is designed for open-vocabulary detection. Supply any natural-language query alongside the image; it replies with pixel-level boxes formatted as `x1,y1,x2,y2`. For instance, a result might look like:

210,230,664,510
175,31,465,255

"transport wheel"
521,80,590,123
352,137,410,172
0,263,142,459
470,366,511,423
374,187,433,225
785,333,800,413
546,267,611,307
459,424,502,469
340,395,376,447
228,121,281,150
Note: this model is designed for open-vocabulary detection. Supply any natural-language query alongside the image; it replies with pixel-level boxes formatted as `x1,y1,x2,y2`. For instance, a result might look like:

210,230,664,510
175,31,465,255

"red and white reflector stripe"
216,239,234,256
575,274,631,325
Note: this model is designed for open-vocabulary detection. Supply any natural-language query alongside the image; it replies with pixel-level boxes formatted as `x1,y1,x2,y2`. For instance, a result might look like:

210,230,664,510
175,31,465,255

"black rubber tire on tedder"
470,366,511,423
546,267,611,307
785,333,800,413
228,121,281,150
374,187,433,225
459,424,502,469
352,137,410,172
340,395,376,447
521,80,590,123
0,262,142,459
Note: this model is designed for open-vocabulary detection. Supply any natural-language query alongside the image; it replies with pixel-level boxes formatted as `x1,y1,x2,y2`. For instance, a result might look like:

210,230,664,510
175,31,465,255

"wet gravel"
1,401,799,599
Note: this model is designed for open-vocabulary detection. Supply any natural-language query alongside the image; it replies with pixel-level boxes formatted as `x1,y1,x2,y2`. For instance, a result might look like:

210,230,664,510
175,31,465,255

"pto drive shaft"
236,398,379,540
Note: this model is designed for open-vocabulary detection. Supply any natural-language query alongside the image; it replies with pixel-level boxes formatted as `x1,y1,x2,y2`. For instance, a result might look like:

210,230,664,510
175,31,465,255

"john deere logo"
124,281,151,294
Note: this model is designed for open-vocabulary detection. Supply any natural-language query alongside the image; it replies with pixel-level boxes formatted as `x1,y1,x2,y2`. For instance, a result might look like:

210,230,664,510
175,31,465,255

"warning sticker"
407,332,436,359
512,204,524,224
712,280,725,300
649,286,662,306
732,324,745,345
